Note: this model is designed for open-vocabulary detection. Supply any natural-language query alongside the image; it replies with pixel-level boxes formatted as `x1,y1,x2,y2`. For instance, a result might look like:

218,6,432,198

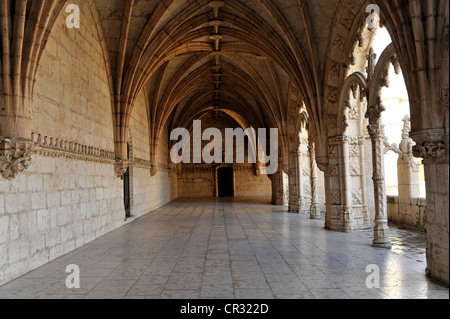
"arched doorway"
217,166,235,197
123,142,132,219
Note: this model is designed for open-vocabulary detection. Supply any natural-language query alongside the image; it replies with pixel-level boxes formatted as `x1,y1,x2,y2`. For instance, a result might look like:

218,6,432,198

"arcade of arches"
0,0,448,289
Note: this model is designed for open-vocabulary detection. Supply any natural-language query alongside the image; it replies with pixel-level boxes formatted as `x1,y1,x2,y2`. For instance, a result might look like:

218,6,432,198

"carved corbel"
151,166,158,177
0,138,35,180
411,129,448,162
114,160,129,178
315,156,329,173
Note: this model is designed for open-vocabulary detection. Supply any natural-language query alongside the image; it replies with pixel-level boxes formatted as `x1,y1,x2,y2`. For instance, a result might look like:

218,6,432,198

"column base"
373,219,392,249
373,241,392,249
310,205,321,219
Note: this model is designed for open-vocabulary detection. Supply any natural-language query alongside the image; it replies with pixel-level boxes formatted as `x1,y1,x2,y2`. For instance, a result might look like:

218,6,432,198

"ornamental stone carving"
411,129,448,161
352,190,363,205
0,138,35,180
329,145,338,159
114,160,129,178
348,106,360,120
302,168,311,177
413,143,447,160
303,184,311,196
288,169,297,178
350,163,361,176
327,117,338,129
349,144,360,157
366,96,386,124
331,190,341,205
330,165,340,177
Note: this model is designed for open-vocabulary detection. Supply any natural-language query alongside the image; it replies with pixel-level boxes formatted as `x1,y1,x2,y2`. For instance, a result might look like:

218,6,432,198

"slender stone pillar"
338,136,355,232
368,124,392,248
288,150,301,213
309,138,321,219
358,136,370,224
271,172,279,205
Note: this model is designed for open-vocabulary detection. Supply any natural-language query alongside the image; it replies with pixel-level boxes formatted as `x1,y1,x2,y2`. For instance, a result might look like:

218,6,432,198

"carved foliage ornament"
0,153,33,180
114,160,129,178
366,96,386,124
0,138,35,180
413,143,447,160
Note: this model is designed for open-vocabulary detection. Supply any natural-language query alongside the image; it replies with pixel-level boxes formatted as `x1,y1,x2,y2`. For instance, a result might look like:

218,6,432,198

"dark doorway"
218,167,234,197
123,144,131,219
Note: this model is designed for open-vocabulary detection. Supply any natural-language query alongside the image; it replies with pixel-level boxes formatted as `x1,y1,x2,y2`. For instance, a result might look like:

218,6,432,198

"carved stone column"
368,124,392,248
0,137,35,180
358,136,370,224
411,129,448,285
309,138,321,219
338,136,355,232
272,158,289,206
270,172,279,205
288,150,301,213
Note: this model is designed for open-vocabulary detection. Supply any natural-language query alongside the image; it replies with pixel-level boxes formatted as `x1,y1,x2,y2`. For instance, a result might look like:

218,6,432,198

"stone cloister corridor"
0,198,448,299
0,0,448,301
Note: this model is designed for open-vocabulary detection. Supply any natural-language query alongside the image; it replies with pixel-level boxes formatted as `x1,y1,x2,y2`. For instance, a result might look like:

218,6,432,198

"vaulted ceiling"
3,0,445,165
91,0,341,148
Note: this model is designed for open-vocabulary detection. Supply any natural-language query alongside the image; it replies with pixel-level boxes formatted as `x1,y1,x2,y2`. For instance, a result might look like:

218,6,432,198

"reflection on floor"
0,197,448,299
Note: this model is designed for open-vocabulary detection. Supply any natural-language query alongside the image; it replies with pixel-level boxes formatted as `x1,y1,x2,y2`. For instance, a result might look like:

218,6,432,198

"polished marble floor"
0,197,448,299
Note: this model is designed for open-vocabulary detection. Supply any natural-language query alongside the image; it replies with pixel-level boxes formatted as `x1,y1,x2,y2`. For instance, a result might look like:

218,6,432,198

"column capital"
329,135,349,144
410,129,448,162
367,124,385,138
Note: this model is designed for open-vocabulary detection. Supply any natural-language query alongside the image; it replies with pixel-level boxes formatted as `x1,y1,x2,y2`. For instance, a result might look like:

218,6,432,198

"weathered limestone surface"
0,1,178,286
0,157,124,284
0,0,447,288
387,196,427,232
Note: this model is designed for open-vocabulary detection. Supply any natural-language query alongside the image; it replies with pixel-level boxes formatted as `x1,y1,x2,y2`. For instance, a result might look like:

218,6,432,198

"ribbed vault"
87,0,343,168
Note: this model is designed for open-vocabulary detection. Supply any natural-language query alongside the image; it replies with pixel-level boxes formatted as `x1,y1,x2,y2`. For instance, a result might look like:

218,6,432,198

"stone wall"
235,170,272,197
423,162,449,285
0,0,125,286
177,167,272,198
0,158,124,285
32,0,113,151
178,170,216,198
387,196,427,231
129,93,178,218
0,1,177,286
176,117,272,199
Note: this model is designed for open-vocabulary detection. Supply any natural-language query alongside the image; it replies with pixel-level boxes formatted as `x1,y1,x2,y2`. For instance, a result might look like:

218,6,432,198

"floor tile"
0,197,447,300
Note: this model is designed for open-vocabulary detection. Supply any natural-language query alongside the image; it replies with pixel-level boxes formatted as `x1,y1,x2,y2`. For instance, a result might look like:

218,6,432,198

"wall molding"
31,132,116,164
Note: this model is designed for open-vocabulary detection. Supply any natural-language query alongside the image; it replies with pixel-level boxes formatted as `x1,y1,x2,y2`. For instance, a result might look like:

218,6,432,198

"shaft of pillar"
369,124,392,249
289,150,301,213
309,140,321,219
340,136,355,231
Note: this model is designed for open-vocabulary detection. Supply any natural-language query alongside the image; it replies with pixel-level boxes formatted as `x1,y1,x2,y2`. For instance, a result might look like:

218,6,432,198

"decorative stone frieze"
31,133,115,163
